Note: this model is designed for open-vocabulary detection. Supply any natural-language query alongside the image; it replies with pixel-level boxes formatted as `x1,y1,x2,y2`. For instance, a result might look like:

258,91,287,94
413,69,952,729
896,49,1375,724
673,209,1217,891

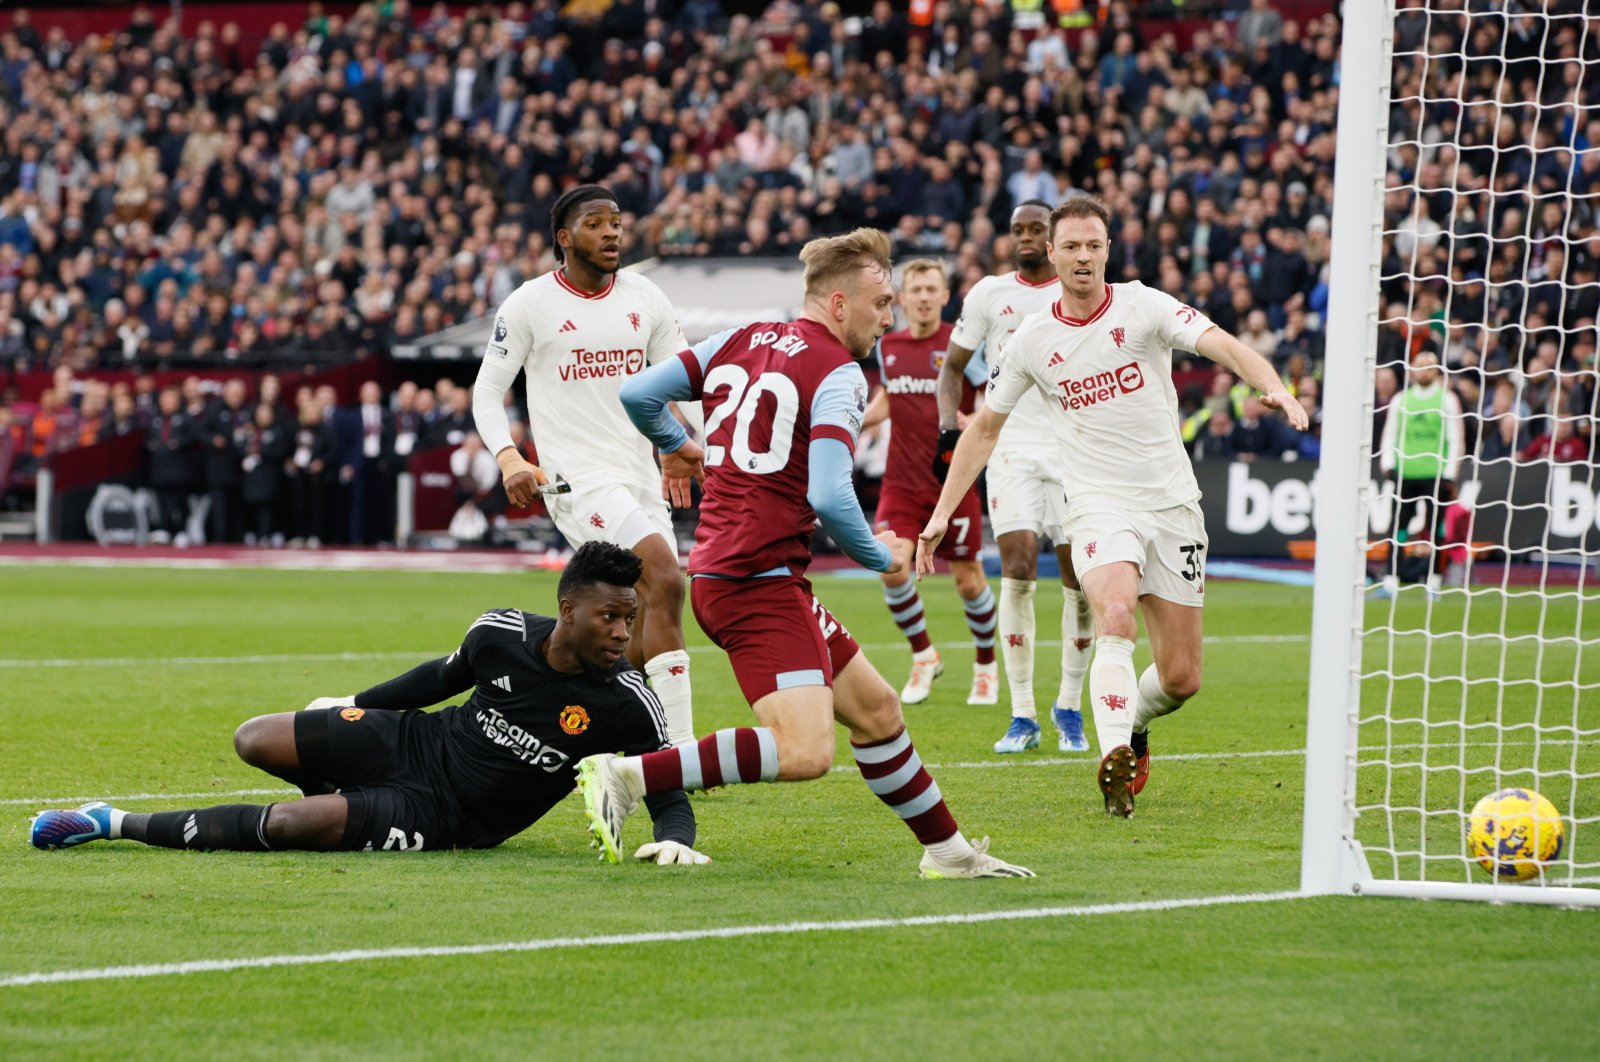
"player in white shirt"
934,201,1095,756
918,196,1307,817
472,185,697,743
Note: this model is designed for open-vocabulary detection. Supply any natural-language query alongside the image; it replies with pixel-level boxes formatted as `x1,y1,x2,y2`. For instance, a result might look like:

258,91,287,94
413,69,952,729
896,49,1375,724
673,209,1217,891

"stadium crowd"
0,0,1597,539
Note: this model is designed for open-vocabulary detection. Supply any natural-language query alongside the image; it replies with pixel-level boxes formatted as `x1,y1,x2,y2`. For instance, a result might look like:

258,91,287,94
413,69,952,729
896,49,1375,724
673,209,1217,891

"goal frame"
1299,0,1598,907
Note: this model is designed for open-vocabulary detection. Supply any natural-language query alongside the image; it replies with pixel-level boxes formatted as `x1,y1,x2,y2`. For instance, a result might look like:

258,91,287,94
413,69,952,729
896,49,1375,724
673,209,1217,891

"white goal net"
1304,0,1600,905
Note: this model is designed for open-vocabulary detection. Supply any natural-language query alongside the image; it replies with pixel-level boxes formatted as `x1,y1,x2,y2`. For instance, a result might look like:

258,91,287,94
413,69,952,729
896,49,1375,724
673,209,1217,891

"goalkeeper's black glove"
932,428,962,483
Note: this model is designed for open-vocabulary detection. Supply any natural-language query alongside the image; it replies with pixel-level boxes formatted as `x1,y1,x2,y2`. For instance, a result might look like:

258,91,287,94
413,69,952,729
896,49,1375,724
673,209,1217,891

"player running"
472,184,697,744
31,543,706,862
919,197,1307,817
934,200,1094,756
586,228,1032,879
862,259,998,706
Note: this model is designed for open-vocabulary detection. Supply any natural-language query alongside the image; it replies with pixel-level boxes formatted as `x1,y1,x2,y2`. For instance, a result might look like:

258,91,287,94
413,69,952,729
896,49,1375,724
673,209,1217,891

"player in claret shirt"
473,184,698,746
31,543,704,864
593,228,1032,879
862,259,998,707
920,196,1307,818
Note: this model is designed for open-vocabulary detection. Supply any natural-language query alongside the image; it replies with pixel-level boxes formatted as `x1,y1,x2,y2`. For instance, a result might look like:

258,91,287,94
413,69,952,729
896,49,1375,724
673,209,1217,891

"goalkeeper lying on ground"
30,542,706,864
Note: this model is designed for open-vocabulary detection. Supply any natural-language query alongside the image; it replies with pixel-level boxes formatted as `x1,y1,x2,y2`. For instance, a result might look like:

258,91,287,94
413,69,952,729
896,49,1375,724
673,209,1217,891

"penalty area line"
0,890,1301,988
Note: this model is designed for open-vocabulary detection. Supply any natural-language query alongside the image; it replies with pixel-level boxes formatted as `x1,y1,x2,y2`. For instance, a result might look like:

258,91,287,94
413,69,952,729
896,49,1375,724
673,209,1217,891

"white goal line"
0,889,1302,989
0,634,1312,670
5,739,1588,808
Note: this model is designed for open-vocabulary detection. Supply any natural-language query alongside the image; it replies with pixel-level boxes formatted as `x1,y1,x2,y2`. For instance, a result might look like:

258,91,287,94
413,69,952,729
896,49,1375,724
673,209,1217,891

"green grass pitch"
1,564,1596,1059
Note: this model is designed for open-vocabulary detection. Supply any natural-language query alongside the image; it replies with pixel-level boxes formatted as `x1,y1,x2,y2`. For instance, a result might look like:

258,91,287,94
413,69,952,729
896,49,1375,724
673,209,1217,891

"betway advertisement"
1196,459,1600,558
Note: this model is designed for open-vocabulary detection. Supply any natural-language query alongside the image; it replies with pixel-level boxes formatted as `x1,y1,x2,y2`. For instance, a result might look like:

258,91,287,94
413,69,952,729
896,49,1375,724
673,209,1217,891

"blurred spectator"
203,378,251,543
1230,395,1284,461
145,385,198,544
285,398,335,548
448,431,501,542
1193,408,1237,461
1518,417,1592,464
241,402,290,546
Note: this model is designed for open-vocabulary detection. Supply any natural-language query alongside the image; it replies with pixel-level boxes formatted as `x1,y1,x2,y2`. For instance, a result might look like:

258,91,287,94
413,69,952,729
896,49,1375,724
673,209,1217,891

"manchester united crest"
559,705,591,735
340,706,365,722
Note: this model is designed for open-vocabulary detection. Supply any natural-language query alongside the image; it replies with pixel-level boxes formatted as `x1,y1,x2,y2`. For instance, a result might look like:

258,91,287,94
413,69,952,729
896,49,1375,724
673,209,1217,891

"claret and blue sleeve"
620,328,736,455
807,363,893,573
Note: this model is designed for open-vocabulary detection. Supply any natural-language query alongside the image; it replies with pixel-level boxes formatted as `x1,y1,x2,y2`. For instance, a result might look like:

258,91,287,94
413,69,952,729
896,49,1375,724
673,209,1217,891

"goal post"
1302,0,1599,906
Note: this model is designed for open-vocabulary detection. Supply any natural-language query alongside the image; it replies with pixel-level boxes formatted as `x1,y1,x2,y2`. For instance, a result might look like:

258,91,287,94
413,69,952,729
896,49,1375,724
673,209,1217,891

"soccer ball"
1466,788,1564,881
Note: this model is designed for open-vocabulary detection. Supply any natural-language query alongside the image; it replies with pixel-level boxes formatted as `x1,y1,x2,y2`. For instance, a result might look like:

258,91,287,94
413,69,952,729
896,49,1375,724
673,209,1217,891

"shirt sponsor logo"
476,707,572,772
885,376,939,395
559,347,646,380
1056,361,1146,410
486,343,509,359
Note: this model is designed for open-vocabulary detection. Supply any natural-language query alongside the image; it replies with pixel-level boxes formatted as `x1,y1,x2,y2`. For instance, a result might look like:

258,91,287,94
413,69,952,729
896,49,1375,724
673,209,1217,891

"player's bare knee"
264,799,345,850
1098,601,1138,640
778,732,833,780
1166,666,1202,702
233,716,274,767
952,566,985,599
999,553,1036,582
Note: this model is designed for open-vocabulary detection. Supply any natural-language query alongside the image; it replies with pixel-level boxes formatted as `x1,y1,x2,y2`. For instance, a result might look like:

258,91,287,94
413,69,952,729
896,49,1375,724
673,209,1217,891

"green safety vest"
1394,386,1446,480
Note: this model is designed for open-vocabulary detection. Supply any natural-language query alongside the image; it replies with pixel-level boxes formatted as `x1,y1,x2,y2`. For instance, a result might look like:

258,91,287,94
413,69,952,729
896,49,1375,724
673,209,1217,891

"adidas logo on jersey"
491,675,512,692
1000,305,1015,315
1047,351,1064,367
559,320,577,333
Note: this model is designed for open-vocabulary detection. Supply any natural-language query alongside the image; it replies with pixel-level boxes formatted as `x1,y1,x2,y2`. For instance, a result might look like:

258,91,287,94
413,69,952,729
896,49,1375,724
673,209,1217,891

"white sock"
1089,635,1137,755
614,755,648,799
1134,664,1184,733
108,808,126,840
1058,588,1093,710
644,650,694,745
923,829,973,860
999,577,1037,719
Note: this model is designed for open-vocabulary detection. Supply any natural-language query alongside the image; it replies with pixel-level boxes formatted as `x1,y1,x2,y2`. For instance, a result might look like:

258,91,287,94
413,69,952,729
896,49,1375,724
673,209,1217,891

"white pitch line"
7,739,1590,807
0,634,1310,670
0,889,1302,988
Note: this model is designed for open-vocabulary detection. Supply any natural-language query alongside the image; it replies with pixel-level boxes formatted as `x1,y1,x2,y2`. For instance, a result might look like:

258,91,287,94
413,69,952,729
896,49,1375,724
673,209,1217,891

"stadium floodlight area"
1304,0,1599,906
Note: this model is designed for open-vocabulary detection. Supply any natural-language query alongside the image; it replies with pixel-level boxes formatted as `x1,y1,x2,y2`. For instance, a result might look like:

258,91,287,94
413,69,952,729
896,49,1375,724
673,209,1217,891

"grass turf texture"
1,566,1596,1059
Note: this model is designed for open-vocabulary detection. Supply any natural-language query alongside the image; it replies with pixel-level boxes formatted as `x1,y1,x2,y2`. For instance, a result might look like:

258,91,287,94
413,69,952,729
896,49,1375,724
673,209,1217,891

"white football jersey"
986,281,1216,512
950,270,1060,455
473,270,688,492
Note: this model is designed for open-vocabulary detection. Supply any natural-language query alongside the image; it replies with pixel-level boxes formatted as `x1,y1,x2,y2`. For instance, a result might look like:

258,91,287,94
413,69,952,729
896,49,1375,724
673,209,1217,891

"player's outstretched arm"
347,652,476,711
933,341,980,481
619,358,705,506
1195,327,1309,432
808,437,895,572
917,404,1006,577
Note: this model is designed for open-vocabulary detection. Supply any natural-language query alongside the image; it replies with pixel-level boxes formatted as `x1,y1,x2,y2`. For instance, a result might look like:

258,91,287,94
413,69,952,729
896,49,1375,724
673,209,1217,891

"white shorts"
547,478,675,553
986,449,1070,540
1065,501,1208,607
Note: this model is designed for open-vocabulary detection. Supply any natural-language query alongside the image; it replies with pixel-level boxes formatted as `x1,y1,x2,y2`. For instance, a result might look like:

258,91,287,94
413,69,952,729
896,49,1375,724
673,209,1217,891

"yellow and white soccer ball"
1466,788,1564,881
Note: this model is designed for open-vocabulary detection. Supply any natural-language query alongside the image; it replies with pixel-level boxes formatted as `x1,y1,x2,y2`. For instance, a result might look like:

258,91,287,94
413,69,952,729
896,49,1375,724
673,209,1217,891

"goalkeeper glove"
303,695,358,712
633,840,712,865
932,428,962,483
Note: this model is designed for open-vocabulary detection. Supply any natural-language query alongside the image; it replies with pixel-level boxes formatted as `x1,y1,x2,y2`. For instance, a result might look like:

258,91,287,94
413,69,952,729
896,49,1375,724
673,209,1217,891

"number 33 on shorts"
1178,542,1205,588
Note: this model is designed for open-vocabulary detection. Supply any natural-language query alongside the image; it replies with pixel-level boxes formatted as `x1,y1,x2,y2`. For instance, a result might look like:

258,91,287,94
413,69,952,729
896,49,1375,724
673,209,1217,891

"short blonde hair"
799,228,892,298
899,258,948,287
